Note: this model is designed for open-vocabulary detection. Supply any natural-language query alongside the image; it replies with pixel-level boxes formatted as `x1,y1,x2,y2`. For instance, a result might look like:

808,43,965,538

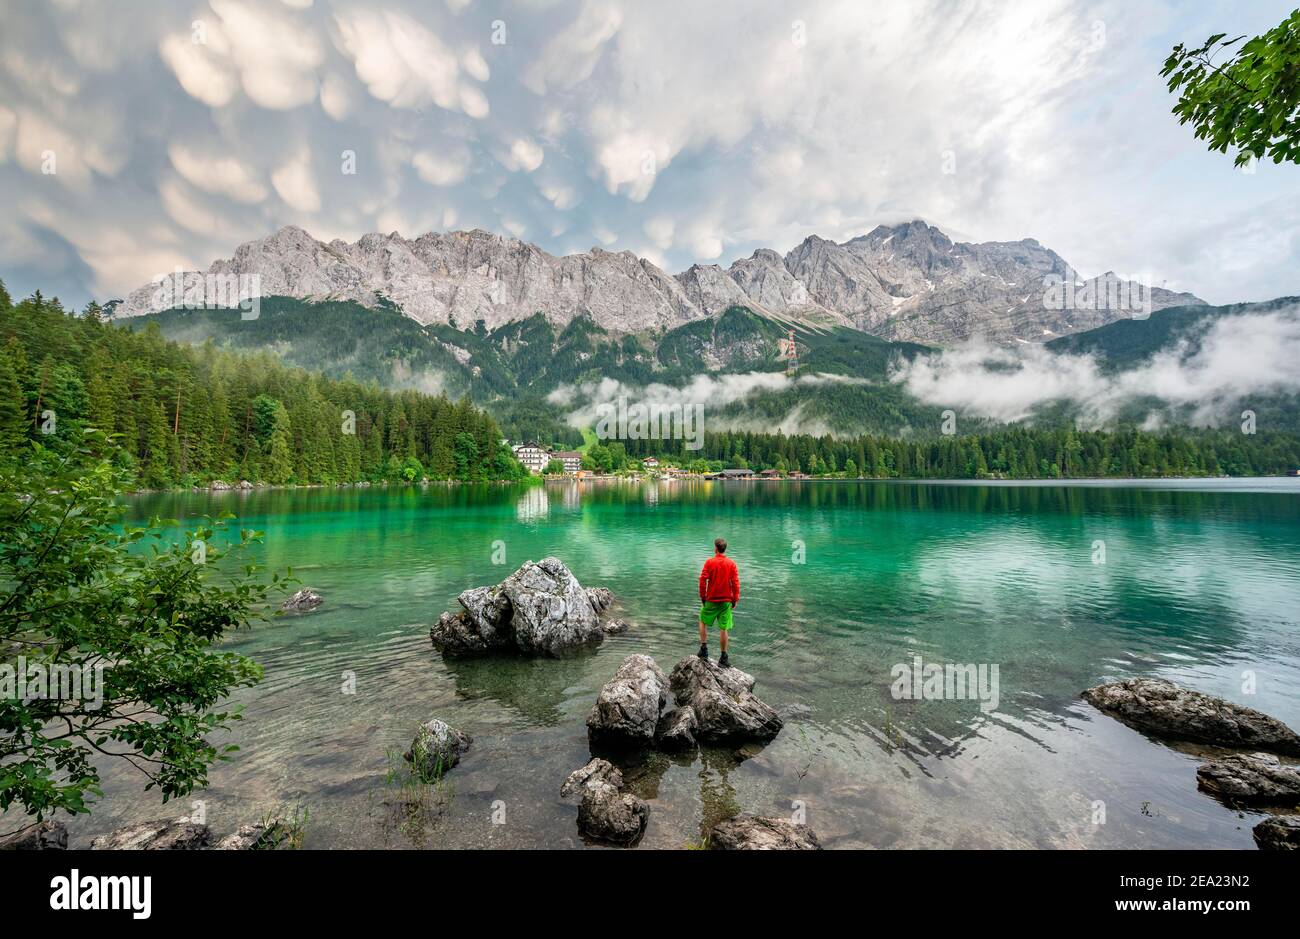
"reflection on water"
8,478,1300,849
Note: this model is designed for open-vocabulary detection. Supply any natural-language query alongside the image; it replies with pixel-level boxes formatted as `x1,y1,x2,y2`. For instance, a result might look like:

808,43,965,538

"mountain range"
113,221,1204,346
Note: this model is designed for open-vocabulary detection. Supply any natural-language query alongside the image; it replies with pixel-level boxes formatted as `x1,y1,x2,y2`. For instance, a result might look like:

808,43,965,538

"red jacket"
699,553,740,604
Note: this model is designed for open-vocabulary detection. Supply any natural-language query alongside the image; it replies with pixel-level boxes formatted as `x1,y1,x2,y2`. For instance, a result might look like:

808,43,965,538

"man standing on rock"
698,537,740,668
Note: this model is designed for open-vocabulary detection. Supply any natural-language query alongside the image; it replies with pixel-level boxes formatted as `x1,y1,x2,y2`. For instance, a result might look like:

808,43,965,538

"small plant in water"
881,704,906,749
264,802,309,850
378,746,453,845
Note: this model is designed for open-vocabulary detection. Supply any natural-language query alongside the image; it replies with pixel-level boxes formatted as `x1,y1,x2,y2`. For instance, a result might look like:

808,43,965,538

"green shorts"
699,601,734,631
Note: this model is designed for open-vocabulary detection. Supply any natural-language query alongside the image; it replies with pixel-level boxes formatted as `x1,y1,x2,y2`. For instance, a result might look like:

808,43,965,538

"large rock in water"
1196,753,1300,805
430,558,613,658
404,719,473,778
669,656,783,744
431,585,515,656
587,654,669,747
1253,815,1300,851
560,758,649,846
710,815,821,850
91,819,211,850
0,820,67,850
281,588,323,613
1081,678,1300,755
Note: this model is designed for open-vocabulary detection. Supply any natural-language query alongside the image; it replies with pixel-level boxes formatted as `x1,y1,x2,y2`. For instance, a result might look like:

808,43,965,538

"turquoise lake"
36,477,1300,848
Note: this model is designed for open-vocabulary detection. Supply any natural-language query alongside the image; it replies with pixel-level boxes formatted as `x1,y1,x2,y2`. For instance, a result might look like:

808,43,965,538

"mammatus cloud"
892,309,1300,428
1,0,1296,308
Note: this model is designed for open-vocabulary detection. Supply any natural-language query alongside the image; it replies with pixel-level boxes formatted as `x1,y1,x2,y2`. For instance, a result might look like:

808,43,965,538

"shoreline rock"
0,820,68,850
91,819,212,850
1081,678,1300,755
709,814,821,850
88,818,291,850
1253,815,1300,851
1195,753,1300,805
431,558,623,658
213,822,290,850
560,758,648,846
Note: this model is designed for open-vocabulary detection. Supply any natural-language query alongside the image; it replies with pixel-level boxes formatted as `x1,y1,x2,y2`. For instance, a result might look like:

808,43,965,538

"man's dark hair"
714,538,727,554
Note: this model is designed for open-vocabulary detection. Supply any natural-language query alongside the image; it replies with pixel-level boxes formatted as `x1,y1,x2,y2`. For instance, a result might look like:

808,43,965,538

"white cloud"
2,0,1296,312
319,72,355,120
159,0,322,110
643,217,674,250
412,147,471,186
892,309,1300,427
333,8,488,117
271,149,321,212
0,106,16,162
505,137,544,173
158,32,238,107
168,143,267,203
523,0,622,95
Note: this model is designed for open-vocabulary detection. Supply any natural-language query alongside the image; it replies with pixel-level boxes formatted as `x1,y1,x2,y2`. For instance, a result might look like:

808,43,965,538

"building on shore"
511,443,550,475
642,457,660,469
549,450,583,475
706,468,756,480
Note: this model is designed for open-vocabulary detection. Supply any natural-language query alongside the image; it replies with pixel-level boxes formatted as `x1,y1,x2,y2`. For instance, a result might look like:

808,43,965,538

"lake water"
29,478,1300,848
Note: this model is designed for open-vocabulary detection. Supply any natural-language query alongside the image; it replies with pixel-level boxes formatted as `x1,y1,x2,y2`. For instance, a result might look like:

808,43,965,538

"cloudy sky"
1,0,1297,309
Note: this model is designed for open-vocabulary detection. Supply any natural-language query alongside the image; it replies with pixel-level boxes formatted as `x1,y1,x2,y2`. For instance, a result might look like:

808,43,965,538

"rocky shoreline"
0,817,292,851
1083,677,1300,850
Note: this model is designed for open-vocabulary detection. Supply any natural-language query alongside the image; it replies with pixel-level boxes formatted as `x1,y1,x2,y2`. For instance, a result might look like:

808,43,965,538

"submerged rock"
281,588,323,613
669,656,783,744
710,814,821,850
213,822,290,850
601,619,631,636
1253,815,1300,851
0,820,67,850
91,819,211,850
431,557,621,658
1081,678,1300,755
1196,753,1300,805
404,718,473,778
586,587,615,614
560,758,648,846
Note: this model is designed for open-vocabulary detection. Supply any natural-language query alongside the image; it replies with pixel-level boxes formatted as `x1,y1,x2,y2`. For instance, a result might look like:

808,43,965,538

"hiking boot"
697,643,709,660
718,651,731,668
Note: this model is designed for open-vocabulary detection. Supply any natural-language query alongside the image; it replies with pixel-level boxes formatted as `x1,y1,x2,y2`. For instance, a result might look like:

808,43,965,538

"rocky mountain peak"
116,222,1205,345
